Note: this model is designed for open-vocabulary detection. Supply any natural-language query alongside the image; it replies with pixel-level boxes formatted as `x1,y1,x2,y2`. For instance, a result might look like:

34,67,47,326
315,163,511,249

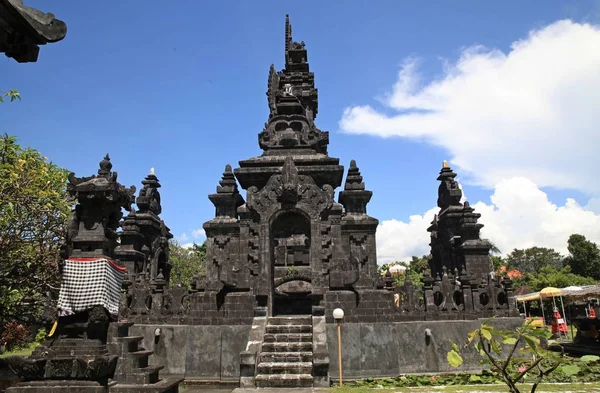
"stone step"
261,341,312,353
267,316,312,326
118,365,163,385
257,361,313,374
259,351,313,363
116,336,144,353
255,373,313,388
265,324,312,334
263,333,312,343
110,376,184,393
111,322,135,338
120,350,153,369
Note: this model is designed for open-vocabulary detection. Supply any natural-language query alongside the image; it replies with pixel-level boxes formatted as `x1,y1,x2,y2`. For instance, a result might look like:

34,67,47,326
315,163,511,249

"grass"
331,382,600,392
0,342,39,358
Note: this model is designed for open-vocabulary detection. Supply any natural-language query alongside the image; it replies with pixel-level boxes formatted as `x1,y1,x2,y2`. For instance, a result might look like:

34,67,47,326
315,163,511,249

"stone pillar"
338,160,379,290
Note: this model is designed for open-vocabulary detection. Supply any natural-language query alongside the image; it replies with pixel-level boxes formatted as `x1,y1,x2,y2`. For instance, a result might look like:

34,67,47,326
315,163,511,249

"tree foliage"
0,134,70,326
564,234,600,280
512,265,596,292
505,247,564,274
169,240,206,288
0,90,20,103
448,318,576,393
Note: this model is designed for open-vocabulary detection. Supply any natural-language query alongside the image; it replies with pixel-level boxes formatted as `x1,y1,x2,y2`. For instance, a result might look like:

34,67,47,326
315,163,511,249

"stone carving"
246,157,334,219
65,154,136,258
0,0,68,62
117,15,516,329
163,284,191,315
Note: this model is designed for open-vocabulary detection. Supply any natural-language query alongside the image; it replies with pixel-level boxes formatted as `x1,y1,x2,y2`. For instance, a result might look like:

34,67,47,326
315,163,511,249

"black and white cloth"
57,258,125,316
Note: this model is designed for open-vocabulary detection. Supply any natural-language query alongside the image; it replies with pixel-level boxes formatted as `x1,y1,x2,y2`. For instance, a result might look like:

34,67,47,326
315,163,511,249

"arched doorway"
270,211,312,315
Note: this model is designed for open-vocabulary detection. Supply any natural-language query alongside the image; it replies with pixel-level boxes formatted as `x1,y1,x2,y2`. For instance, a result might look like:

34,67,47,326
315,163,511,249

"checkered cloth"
57,258,125,317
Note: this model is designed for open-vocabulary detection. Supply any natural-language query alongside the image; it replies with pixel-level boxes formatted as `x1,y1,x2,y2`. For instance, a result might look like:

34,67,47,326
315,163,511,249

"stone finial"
216,164,238,194
344,159,365,191
136,170,162,215
443,160,449,168
98,154,112,176
338,159,373,215
436,161,462,209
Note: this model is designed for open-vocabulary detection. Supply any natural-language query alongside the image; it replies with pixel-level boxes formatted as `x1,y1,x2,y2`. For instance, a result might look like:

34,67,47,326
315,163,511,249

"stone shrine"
202,13,381,318
4,156,181,393
115,15,520,388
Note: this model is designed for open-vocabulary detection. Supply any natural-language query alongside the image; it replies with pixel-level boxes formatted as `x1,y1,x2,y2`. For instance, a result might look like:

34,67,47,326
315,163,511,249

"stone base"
326,317,524,378
109,377,182,393
6,380,110,393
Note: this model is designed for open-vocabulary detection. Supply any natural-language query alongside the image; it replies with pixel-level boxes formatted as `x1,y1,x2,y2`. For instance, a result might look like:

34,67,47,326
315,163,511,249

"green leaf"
466,330,477,345
580,355,600,363
451,342,460,352
481,328,492,341
447,349,464,368
503,337,518,345
560,364,580,376
490,339,502,355
468,374,482,382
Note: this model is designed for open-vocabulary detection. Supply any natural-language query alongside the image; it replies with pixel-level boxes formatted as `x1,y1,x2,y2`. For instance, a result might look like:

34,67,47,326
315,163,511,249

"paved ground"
181,389,328,393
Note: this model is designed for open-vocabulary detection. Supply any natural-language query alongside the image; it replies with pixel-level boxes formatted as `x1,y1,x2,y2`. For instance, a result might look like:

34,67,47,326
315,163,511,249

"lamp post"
333,307,344,386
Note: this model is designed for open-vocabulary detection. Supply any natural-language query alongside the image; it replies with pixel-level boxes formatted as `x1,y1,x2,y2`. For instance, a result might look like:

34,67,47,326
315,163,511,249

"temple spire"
285,14,292,64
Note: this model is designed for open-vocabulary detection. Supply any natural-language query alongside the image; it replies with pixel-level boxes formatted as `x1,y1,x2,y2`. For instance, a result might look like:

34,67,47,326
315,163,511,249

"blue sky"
3,1,600,261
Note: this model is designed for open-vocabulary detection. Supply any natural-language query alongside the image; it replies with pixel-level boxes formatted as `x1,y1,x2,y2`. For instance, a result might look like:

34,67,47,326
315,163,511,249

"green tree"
491,255,504,272
515,266,596,292
486,239,501,255
505,247,563,274
447,318,590,393
169,240,206,288
0,133,70,326
564,234,600,280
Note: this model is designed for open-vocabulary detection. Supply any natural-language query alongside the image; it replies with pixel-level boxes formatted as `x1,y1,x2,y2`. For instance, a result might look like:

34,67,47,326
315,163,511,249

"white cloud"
340,20,600,195
585,198,600,214
192,229,206,239
376,177,600,264
376,208,438,264
177,233,189,242
181,243,194,249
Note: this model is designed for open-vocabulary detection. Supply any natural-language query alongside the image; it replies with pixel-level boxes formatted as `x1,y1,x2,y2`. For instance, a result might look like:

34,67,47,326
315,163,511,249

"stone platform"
326,318,524,379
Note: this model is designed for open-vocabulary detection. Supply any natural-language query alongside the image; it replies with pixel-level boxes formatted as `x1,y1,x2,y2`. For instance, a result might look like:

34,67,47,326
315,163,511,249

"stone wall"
128,324,252,381
326,318,523,379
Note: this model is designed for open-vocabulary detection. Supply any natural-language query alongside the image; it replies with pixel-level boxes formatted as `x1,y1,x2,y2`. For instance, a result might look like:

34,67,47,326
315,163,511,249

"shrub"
1,322,29,351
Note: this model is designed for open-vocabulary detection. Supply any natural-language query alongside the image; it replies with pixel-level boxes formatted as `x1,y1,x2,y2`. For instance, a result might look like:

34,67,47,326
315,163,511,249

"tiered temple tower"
202,15,379,318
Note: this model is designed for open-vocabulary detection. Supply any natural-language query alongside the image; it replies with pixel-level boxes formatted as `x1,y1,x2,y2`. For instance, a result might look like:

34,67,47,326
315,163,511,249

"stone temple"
4,13,521,391
113,15,519,388
203,14,380,320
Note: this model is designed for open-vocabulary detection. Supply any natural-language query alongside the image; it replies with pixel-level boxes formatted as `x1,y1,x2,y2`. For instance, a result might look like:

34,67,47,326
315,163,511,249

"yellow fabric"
539,287,562,298
515,292,541,302
48,321,58,337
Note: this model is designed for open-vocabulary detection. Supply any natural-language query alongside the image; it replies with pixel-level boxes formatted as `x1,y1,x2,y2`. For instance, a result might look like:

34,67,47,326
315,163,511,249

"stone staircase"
108,322,182,393
255,315,314,388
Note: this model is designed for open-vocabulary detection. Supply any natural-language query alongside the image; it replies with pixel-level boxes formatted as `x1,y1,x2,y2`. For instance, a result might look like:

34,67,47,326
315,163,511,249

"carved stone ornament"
246,157,333,219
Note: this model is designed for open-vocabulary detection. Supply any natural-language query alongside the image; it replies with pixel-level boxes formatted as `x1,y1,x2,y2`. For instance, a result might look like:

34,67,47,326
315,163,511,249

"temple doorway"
270,211,312,315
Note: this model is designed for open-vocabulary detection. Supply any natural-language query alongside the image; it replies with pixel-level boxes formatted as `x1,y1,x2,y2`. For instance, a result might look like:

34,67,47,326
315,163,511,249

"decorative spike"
285,14,292,61
443,160,449,168
98,154,112,175
150,167,155,176
216,164,238,194
344,159,365,191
